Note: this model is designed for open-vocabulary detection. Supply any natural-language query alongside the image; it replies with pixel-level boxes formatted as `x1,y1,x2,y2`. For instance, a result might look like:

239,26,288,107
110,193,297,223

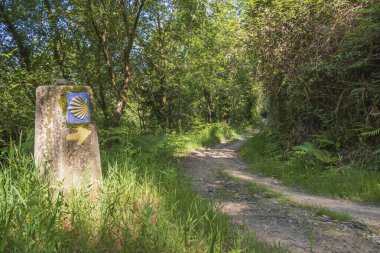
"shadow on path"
179,135,380,253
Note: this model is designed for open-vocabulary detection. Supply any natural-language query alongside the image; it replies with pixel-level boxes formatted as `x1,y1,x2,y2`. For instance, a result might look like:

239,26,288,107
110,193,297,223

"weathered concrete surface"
34,85,102,192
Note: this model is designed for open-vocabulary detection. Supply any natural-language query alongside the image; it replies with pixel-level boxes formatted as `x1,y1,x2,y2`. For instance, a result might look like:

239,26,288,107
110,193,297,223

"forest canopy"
1,0,379,165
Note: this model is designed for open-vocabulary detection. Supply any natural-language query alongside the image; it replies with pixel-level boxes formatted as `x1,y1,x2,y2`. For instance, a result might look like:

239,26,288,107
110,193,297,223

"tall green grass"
240,131,380,204
0,124,285,252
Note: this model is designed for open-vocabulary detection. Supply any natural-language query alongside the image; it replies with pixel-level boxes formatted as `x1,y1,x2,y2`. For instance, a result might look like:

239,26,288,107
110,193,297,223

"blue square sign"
66,92,91,124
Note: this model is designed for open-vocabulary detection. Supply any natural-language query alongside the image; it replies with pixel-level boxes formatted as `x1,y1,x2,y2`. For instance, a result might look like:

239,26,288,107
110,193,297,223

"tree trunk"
87,0,117,89
111,0,145,127
111,63,132,127
203,88,213,123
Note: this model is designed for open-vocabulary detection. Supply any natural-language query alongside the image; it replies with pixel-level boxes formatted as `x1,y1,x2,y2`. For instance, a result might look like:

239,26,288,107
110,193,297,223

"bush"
246,0,380,154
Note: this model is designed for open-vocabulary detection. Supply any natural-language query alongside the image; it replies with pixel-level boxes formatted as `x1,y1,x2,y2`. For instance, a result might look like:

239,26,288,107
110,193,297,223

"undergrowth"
240,131,380,204
0,124,286,252
314,207,352,222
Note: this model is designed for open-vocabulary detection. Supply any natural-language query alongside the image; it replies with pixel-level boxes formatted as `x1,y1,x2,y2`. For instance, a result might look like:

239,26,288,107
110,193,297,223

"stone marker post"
34,85,102,192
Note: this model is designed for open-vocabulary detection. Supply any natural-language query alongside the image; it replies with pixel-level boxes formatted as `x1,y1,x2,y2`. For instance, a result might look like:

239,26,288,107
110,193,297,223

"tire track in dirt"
179,136,380,253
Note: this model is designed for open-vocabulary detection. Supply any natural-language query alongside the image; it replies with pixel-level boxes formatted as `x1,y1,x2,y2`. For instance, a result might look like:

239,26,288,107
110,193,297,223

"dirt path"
179,136,380,253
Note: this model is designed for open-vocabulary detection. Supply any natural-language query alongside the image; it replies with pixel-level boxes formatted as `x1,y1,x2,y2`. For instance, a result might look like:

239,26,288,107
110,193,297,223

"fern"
369,112,380,117
292,142,334,164
98,126,130,146
361,128,380,137
361,109,380,155
262,132,285,158
373,148,380,155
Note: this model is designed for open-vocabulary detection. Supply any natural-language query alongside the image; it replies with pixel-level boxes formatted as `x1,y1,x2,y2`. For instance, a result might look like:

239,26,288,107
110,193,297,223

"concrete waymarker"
34,85,102,192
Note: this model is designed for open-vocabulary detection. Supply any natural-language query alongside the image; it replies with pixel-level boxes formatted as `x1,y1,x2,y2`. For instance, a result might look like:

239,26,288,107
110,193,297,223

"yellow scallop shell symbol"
68,96,89,120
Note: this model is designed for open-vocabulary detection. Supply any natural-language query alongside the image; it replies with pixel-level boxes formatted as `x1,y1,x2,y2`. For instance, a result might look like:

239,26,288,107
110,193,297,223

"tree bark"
203,88,213,123
87,0,117,89
111,0,145,127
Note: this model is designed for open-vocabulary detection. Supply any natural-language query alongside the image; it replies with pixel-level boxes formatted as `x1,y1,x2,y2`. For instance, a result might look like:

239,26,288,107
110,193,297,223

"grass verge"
314,207,352,222
0,124,286,252
220,171,351,222
240,131,380,204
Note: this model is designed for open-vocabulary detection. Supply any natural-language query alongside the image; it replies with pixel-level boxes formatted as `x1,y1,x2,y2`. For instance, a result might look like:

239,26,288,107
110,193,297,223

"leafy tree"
245,0,380,156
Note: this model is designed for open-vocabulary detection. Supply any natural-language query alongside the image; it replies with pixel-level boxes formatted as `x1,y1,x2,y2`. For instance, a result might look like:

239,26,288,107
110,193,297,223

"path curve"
179,136,380,253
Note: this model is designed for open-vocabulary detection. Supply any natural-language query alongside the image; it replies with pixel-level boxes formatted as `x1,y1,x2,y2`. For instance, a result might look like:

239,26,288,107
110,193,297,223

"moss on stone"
66,122,92,129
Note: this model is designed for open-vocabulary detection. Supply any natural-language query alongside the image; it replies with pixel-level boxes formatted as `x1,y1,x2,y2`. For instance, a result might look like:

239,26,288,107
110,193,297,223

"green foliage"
246,0,380,158
315,207,352,222
361,112,380,156
240,132,380,203
134,0,255,131
241,131,286,159
99,123,238,158
0,0,256,149
362,128,380,137
0,70,44,150
1,0,379,247
292,142,334,165
0,125,285,252
0,0,378,157
0,143,66,252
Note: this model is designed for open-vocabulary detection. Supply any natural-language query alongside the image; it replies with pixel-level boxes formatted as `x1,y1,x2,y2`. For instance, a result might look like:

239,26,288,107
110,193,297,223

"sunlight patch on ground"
218,201,251,216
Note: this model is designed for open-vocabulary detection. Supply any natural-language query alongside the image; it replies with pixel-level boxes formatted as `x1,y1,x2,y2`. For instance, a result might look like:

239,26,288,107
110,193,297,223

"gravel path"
179,136,380,253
